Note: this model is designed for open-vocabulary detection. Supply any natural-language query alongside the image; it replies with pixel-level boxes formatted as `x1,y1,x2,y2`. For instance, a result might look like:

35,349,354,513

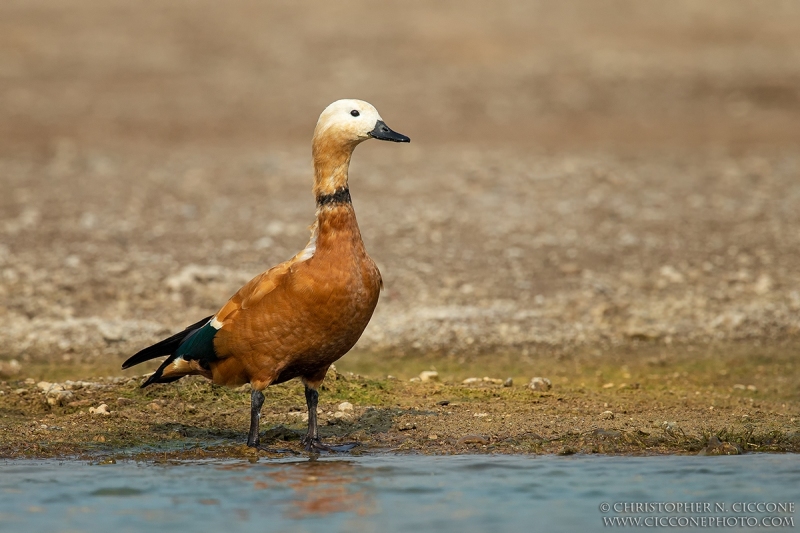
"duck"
122,99,409,452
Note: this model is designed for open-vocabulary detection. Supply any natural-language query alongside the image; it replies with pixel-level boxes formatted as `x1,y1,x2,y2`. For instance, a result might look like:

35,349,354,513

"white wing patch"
296,223,318,262
210,317,223,329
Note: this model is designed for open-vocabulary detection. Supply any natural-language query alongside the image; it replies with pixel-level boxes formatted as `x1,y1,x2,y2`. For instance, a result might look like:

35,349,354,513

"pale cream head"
311,99,409,198
313,99,410,145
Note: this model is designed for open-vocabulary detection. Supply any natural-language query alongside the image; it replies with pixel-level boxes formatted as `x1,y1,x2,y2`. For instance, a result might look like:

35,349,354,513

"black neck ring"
316,187,351,207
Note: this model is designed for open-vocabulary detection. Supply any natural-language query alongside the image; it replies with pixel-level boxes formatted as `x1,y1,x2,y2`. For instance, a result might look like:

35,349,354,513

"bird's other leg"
301,378,358,453
246,389,265,448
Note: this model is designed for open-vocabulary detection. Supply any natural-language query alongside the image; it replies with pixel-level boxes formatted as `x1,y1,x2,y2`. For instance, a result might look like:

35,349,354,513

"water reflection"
218,459,375,518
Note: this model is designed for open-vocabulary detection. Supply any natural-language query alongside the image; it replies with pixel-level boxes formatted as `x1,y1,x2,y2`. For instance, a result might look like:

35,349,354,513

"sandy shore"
1,1,799,457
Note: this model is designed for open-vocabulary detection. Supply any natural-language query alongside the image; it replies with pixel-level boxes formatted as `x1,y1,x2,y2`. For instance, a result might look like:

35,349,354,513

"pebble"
337,401,353,412
427,434,438,440
473,412,489,418
503,378,513,387
592,428,621,438
529,377,552,391
398,422,416,431
89,404,110,415
457,435,489,445
437,400,450,406
0,359,21,378
419,371,439,382
462,377,481,384
46,390,74,406
409,377,421,382
600,410,615,420
602,382,615,389
698,436,742,456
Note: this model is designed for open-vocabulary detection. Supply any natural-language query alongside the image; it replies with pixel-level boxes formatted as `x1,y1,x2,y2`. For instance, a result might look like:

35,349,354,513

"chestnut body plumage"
123,100,409,451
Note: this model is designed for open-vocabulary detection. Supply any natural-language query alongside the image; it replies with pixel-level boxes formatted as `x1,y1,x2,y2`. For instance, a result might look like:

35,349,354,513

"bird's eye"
350,110,360,117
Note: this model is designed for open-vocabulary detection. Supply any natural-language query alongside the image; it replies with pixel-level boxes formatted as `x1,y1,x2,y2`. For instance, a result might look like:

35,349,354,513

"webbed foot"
301,436,359,453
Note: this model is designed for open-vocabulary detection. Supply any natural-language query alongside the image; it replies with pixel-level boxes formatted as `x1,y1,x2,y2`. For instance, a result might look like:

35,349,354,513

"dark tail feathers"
122,315,212,370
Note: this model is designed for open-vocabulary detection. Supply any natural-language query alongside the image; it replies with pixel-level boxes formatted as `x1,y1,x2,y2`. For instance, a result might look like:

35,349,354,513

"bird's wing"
214,261,294,326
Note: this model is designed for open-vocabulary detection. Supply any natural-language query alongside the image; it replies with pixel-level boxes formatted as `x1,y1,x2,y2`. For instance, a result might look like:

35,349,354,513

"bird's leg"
246,388,298,454
301,383,358,453
247,389,265,448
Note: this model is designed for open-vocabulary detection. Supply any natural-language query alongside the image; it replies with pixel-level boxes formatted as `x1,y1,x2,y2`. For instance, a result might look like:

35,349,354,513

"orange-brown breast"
210,204,381,389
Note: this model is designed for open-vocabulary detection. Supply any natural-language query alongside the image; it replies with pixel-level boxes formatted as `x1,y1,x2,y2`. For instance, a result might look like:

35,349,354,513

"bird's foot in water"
246,438,299,455
301,436,359,453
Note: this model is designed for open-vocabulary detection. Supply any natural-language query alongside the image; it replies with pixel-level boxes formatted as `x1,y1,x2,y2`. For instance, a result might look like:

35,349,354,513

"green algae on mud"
1,342,799,459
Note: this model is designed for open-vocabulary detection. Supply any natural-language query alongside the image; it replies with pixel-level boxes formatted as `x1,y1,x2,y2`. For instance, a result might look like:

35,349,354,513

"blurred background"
1,0,799,379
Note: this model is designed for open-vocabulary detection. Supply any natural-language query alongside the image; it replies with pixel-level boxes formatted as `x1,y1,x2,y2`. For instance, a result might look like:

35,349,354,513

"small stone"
409,377,421,382
529,377,552,391
98,322,126,342
437,400,450,406
36,381,53,391
398,422,416,431
753,274,773,295
503,378,513,387
462,377,481,384
457,435,489,445
698,436,742,456
482,377,503,384
147,402,162,411
602,382,615,389
24,378,35,385
473,412,488,418
733,384,746,390
419,371,439,382
13,388,27,395
337,401,353,412
116,397,134,406
428,434,438,440
592,428,621,439
746,385,757,392
0,359,21,378
601,410,615,420
46,390,74,406
89,404,110,415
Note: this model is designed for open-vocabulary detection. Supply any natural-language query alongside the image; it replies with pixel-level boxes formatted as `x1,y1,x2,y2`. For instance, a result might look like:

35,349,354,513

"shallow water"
1,454,798,533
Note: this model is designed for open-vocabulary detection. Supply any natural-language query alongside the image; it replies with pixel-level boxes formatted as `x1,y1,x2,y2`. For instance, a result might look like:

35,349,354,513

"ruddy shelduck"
123,100,409,452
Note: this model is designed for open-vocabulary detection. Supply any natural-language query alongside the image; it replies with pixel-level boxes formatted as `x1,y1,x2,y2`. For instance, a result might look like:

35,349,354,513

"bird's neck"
308,133,365,254
312,133,357,199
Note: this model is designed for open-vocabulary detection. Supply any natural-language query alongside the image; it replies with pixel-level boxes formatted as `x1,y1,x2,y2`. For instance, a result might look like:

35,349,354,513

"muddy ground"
1,1,799,457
